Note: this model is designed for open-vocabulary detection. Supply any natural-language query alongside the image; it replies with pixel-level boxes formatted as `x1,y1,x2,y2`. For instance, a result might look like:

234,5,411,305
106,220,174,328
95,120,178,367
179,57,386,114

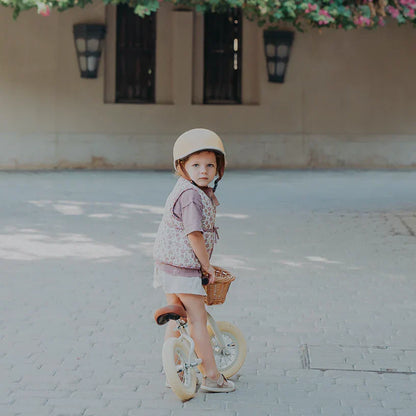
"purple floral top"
156,186,219,277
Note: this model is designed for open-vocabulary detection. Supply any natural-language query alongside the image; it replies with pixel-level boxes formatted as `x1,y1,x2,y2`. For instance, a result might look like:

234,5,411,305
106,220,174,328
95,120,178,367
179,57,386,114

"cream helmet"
173,128,226,190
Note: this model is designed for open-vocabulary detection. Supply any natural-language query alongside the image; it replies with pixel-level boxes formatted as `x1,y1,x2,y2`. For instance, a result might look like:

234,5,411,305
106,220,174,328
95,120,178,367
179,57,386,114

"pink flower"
36,2,50,16
387,5,400,18
319,9,330,17
40,6,50,16
405,8,415,17
305,3,317,13
354,15,372,26
378,16,386,26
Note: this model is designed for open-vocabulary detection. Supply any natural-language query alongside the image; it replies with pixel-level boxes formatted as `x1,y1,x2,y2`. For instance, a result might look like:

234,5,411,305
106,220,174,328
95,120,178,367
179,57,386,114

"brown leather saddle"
154,304,187,326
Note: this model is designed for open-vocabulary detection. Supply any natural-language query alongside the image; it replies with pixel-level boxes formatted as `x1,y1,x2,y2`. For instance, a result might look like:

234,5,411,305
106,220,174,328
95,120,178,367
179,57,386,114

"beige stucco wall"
0,4,416,169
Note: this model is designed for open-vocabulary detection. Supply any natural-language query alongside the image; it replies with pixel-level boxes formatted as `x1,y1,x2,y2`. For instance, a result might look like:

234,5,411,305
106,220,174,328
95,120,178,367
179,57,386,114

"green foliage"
2,0,416,30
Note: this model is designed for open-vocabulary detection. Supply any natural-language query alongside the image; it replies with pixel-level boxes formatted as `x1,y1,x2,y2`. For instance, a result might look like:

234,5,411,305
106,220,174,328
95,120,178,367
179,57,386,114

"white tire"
207,321,247,379
162,337,197,401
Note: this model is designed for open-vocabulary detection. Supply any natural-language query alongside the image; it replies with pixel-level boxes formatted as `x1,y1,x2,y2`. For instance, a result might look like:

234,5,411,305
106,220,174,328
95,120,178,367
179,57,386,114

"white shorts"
153,266,206,296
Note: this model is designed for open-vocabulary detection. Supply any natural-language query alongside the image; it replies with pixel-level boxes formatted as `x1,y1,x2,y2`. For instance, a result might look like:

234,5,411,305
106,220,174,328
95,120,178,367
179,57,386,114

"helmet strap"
213,177,220,192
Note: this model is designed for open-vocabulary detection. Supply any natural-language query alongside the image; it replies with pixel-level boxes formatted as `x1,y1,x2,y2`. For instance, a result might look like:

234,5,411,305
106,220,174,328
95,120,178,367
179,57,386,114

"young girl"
153,128,235,393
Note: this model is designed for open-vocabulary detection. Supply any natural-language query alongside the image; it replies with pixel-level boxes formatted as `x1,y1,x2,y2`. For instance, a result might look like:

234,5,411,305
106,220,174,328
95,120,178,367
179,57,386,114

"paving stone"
381,396,414,409
140,397,183,410
11,390,70,399
84,408,130,416
49,409,86,416
320,406,354,416
342,398,384,409
172,410,235,416
14,410,53,416
396,409,416,416
235,410,280,416
47,398,105,409
127,409,172,416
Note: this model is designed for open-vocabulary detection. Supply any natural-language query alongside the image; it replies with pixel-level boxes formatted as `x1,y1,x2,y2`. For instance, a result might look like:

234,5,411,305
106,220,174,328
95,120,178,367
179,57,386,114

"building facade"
0,3,416,169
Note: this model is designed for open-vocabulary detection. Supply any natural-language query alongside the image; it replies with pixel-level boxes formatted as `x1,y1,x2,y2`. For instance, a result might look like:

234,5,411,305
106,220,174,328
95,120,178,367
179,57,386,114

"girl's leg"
177,293,219,380
164,293,182,340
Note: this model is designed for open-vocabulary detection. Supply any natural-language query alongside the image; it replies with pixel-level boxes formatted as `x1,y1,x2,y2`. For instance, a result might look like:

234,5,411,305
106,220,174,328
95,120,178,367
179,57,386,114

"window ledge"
191,103,260,107
104,102,260,107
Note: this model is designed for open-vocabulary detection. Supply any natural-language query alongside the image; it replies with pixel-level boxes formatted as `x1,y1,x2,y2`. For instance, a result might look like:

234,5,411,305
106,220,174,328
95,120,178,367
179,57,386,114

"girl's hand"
187,231,216,284
203,265,216,284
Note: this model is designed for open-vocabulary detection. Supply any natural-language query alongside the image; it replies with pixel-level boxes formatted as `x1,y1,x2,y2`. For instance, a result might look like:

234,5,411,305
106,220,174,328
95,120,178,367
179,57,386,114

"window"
204,8,242,104
116,5,156,103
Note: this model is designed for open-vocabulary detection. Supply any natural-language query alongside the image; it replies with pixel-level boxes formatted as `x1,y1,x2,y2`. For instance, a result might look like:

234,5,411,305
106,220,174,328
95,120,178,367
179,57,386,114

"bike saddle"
154,304,187,325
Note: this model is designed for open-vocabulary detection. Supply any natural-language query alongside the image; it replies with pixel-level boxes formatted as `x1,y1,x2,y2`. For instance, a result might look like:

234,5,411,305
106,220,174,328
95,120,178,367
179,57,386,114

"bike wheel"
162,337,197,401
207,321,247,379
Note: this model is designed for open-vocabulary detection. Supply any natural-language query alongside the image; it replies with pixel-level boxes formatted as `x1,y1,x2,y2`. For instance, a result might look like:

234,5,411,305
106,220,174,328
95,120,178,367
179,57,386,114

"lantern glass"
79,56,87,71
87,56,97,72
277,44,289,58
276,62,285,76
76,38,86,53
87,38,100,53
266,44,275,57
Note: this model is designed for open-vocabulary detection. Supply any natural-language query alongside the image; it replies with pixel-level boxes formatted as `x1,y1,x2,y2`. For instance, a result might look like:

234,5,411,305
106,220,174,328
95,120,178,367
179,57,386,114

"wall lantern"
263,30,294,83
73,24,106,79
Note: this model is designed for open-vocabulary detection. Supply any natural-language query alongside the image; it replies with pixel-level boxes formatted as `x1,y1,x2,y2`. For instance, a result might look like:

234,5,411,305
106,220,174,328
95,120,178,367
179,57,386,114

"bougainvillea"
1,0,416,30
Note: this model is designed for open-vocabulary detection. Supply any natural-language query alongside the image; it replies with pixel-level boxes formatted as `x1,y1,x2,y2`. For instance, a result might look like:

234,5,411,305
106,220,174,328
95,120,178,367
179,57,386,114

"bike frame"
174,311,226,366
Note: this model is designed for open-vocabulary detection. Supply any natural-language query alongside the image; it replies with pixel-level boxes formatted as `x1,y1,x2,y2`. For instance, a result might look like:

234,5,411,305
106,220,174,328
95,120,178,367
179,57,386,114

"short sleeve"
173,189,204,235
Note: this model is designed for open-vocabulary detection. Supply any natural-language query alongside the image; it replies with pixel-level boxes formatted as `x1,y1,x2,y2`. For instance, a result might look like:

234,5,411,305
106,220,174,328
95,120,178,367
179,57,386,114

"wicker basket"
204,266,236,305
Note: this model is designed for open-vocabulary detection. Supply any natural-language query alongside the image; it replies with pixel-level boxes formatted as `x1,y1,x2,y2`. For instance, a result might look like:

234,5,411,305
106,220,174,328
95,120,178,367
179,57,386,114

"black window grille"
116,5,156,103
204,8,242,104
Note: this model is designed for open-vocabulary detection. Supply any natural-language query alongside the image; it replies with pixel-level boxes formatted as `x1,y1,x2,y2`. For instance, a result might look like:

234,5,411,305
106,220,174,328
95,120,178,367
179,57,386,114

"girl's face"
183,151,217,187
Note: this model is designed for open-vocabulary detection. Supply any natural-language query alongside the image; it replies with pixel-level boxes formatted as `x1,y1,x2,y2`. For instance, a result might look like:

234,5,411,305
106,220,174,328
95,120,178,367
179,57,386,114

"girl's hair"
175,150,225,186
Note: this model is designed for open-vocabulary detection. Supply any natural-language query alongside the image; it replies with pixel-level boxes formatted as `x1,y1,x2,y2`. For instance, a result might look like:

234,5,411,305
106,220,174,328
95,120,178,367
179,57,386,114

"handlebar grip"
201,277,209,286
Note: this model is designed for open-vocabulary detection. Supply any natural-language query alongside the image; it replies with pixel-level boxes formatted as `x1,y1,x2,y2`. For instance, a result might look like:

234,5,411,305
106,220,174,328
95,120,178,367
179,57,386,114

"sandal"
200,374,235,393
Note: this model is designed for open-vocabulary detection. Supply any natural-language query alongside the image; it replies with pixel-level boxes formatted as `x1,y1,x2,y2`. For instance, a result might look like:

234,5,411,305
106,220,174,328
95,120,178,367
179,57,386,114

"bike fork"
207,312,226,349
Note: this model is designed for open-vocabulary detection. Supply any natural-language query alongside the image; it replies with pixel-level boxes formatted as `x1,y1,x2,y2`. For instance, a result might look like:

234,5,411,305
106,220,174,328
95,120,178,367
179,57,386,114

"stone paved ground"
1,170,416,416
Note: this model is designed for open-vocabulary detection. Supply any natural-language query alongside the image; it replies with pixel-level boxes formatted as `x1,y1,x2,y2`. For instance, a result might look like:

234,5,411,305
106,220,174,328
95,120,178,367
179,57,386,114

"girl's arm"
187,231,216,284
